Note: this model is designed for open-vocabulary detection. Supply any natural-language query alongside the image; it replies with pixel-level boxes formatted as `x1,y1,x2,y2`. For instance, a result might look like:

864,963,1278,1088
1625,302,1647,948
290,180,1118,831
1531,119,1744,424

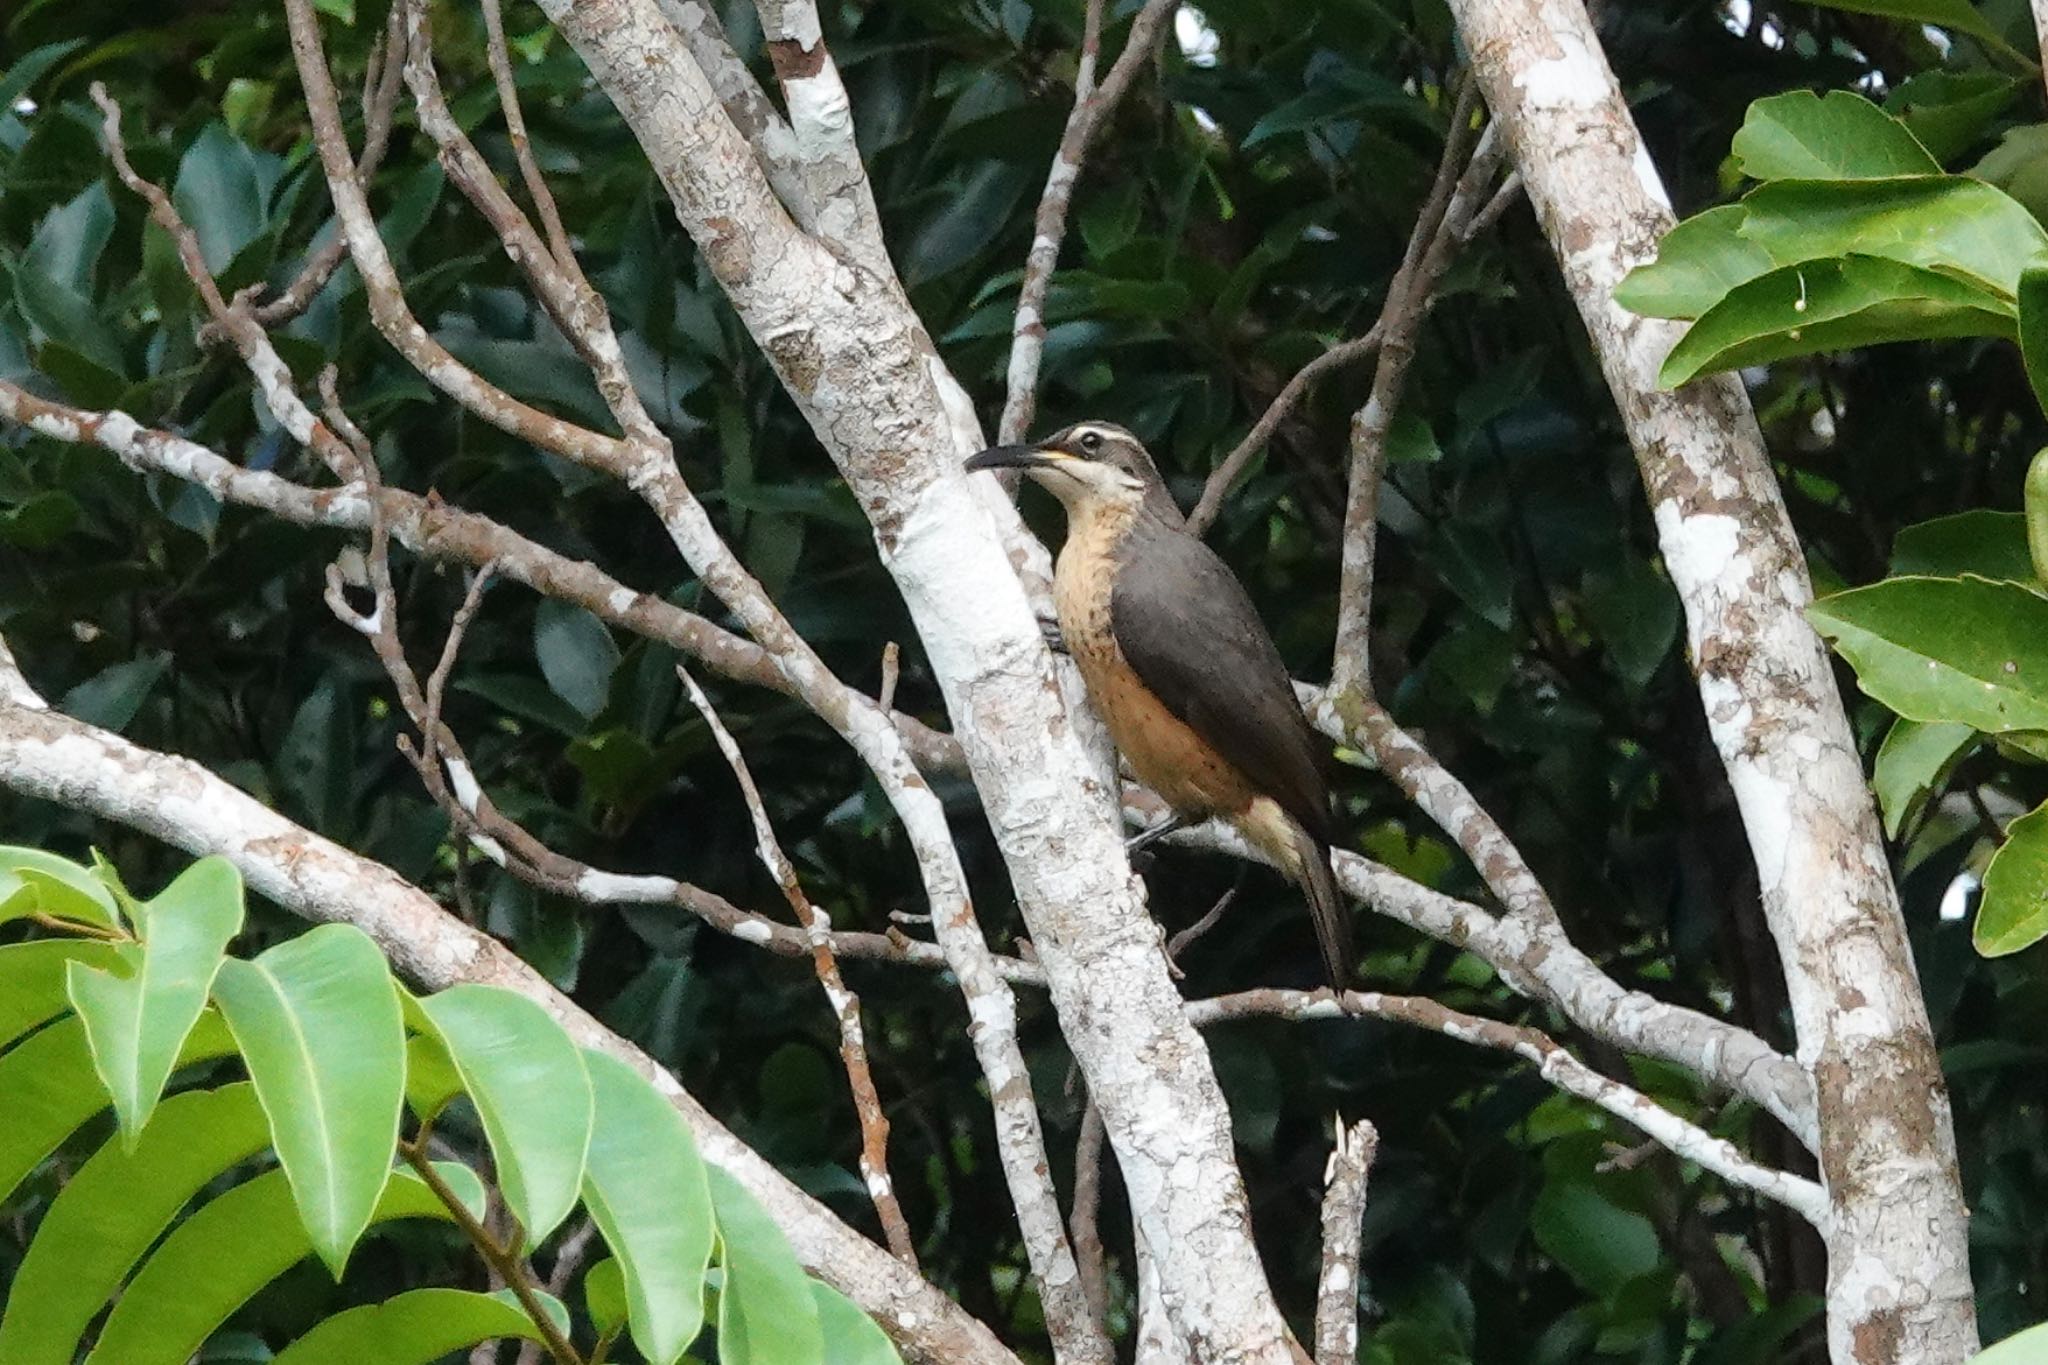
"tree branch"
752,0,888,262
1314,1119,1376,1365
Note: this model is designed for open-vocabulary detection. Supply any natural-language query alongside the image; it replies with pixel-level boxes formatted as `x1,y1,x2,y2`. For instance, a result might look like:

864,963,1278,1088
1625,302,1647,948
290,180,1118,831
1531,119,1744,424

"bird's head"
964,421,1182,524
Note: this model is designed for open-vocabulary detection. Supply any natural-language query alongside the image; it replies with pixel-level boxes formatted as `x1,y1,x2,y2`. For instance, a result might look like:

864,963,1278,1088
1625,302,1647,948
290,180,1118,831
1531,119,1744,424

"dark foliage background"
2,0,2046,1360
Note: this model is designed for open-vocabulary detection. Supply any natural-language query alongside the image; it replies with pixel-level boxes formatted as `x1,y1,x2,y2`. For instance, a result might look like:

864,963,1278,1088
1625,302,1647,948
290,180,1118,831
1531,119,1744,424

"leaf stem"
398,1138,583,1365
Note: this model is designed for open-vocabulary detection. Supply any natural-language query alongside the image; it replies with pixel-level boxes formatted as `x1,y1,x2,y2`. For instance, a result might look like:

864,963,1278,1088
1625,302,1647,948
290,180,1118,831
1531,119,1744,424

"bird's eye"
1079,430,1103,453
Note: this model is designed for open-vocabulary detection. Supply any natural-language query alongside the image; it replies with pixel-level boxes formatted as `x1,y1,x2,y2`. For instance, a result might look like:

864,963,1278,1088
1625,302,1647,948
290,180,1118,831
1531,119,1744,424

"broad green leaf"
0,1011,235,1208
2020,266,2048,419
1808,576,2048,732
416,984,594,1248
0,940,119,1045
1874,718,1976,838
1659,257,2011,387
0,40,89,115
1891,511,2033,581
60,654,169,733
1731,90,1940,182
14,266,124,374
84,1168,448,1365
211,925,405,1277
585,1257,628,1336
2031,449,2048,584
1977,802,2048,956
1886,72,2017,162
66,857,243,1145
813,1280,905,1365
709,1165,824,1364
580,1049,713,1364
0,846,119,930
25,183,113,294
1792,0,2008,47
1582,561,1680,690
1738,178,2048,300
1974,1321,2048,1362
1616,206,1776,320
172,123,269,276
533,599,620,722
402,1030,464,1122
0,1085,269,1365
271,1289,542,1365
492,1286,571,1338
1530,1178,1660,1295
1973,125,2048,226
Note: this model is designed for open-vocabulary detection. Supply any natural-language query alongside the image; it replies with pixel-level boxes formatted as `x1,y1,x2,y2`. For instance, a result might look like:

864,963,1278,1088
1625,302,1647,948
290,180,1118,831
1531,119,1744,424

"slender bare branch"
999,0,1179,442
1070,1097,1111,1334
481,0,576,267
681,666,919,1267
1187,989,1829,1224
752,0,887,261
1314,1118,1377,1365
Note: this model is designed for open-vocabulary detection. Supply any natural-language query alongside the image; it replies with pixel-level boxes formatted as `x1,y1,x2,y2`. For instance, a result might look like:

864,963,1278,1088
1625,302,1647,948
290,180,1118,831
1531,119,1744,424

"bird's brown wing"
1109,516,1332,843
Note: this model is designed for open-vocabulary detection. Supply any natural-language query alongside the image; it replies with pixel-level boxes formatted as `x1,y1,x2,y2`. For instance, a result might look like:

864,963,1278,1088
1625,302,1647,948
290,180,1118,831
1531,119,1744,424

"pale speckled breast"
1054,506,1257,819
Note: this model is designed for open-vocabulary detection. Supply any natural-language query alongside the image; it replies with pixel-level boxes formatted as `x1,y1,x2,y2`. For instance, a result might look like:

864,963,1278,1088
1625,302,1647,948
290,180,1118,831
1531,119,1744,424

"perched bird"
965,421,1352,986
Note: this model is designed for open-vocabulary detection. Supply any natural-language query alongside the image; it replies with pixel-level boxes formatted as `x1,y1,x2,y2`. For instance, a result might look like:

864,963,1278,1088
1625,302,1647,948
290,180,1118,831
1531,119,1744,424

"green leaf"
1615,205,1776,320
402,1029,464,1123
173,123,269,276
0,40,89,115
1530,1178,1661,1295
708,1165,824,1364
26,183,114,294
1977,801,2048,955
1792,0,2010,48
1874,718,1975,838
416,984,594,1248
1737,177,2048,300
0,940,120,1045
812,1280,905,1364
271,1289,542,1365
1885,72,2017,163
534,599,620,722
312,0,357,20
66,857,243,1145
15,264,124,374
0,1085,270,1365
1973,1322,2048,1363
59,654,170,733
0,1011,237,1207
1731,91,1940,182
83,1168,449,1365
2020,266,2048,419
584,1257,628,1336
0,846,120,930
1891,511,2033,581
1808,576,2048,733
580,1049,714,1364
211,925,406,1277
1658,257,2011,388
1972,124,2048,226
1583,561,1680,690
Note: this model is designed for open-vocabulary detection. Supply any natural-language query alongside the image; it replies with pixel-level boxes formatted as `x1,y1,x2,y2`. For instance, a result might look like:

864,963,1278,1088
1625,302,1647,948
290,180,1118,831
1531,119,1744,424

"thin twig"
1069,1096,1110,1331
1164,883,1237,976
680,666,919,1267
1314,1117,1377,1365
481,0,576,268
999,0,1179,443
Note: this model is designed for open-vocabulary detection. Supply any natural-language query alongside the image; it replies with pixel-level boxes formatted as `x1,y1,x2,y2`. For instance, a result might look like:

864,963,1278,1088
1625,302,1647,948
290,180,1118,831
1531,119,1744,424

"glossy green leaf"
270,1289,541,1365
25,183,113,294
1890,511,2033,581
1658,257,2010,387
0,40,88,115
416,984,594,1248
1977,802,2048,955
1616,206,1776,320
0,940,119,1045
1808,576,2048,732
580,1049,713,1364
66,856,242,1145
534,599,620,721
1793,0,2010,47
14,265,124,374
0,846,119,930
1874,718,1976,838
402,1029,463,1123
83,1168,448,1365
1973,1321,2048,1362
0,1084,270,1365
1731,90,1940,181
0,1010,235,1209
210,924,405,1277
708,1165,824,1364
1886,71,2017,162
172,122,270,276
1737,178,2048,300
59,654,169,733
2019,266,2048,419
1530,1178,1660,1295
584,1256,628,1336
813,1280,905,1365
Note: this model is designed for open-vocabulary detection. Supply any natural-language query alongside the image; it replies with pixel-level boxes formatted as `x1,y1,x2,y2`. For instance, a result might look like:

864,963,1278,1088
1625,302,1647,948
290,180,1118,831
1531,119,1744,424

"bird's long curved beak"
964,443,1067,472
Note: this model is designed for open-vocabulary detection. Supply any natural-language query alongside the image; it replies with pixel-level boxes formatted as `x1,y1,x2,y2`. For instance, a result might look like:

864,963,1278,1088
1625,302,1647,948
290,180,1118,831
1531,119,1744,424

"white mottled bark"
1443,1,1976,1360
532,0,1297,1355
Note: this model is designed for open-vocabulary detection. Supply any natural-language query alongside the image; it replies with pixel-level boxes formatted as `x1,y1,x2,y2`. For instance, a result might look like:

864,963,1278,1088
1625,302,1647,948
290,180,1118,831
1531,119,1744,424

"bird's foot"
1125,812,1190,858
1038,615,1068,655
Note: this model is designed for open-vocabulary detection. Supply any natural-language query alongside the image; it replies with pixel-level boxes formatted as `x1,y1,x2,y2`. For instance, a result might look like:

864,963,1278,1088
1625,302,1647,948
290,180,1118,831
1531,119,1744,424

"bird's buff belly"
1069,635,1256,818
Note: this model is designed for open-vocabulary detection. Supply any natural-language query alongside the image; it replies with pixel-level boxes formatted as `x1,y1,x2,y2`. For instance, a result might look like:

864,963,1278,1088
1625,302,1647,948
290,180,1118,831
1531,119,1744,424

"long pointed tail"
1295,828,1352,989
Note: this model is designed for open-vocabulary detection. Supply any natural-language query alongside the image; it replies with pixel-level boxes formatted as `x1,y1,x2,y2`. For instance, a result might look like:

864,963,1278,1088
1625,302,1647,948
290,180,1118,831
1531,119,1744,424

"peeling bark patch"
704,215,754,287
1852,1307,1905,1364
767,37,826,80
765,325,825,400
